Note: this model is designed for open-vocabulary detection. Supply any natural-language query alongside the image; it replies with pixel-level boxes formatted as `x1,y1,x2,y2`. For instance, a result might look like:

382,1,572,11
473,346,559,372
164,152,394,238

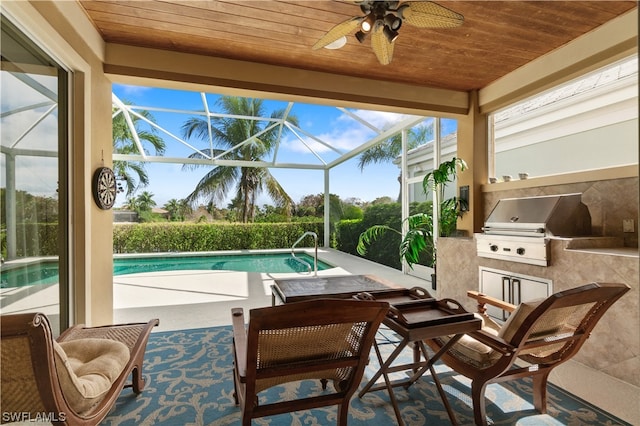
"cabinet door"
480,268,551,323
513,276,550,306
479,270,509,321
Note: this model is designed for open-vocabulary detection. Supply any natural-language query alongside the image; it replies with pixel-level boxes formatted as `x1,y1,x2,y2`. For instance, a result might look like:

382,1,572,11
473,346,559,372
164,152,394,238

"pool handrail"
291,231,318,276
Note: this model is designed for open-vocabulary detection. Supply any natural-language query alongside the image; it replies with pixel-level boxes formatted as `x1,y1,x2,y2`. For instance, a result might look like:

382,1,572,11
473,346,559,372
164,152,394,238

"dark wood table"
271,275,481,425
357,296,482,426
271,274,403,305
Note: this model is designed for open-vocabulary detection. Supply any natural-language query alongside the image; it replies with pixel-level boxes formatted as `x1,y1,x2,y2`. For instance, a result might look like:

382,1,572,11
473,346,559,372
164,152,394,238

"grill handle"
482,226,546,236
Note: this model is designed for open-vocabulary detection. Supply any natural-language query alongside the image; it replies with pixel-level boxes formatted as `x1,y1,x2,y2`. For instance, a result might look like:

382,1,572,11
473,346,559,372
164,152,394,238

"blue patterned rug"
105,325,630,425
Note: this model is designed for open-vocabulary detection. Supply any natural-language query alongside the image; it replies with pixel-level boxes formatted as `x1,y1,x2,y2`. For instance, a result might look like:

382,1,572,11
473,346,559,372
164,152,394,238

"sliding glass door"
1,16,69,334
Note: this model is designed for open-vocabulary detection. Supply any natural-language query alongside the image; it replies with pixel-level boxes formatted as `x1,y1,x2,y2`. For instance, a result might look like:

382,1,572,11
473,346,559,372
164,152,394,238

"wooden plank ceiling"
79,0,636,91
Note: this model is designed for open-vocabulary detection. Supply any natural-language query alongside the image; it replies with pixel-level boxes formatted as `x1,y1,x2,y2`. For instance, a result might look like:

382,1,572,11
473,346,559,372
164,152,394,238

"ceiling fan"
313,1,464,65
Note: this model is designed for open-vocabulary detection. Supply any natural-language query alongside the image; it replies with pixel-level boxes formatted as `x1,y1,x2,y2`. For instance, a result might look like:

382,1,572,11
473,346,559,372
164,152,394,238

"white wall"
492,58,638,180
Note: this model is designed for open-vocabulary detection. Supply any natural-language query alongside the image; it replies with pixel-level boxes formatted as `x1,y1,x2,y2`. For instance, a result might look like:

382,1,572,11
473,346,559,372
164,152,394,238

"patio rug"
105,325,630,426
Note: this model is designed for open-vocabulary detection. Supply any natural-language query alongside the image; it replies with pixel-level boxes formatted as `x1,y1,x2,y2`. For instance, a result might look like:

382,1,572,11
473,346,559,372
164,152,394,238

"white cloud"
116,84,153,97
1,156,59,196
2,110,58,151
339,109,412,130
1,72,56,112
281,108,412,157
283,125,372,155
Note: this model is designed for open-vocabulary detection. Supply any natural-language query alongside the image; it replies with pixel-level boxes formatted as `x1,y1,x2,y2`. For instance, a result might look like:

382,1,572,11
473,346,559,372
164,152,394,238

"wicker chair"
425,282,630,426
1,312,158,426
231,298,389,426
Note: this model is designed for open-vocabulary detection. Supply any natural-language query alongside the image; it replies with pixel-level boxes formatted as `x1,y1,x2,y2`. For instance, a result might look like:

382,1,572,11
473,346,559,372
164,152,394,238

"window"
489,55,638,182
404,117,460,273
406,118,460,203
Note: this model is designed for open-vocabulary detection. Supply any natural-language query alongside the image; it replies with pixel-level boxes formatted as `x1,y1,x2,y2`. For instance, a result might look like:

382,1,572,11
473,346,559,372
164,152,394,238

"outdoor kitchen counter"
558,236,639,258
438,235,640,406
564,246,639,257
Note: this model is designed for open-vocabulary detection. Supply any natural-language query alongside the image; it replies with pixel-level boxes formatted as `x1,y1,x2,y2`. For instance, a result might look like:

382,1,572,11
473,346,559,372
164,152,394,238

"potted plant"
357,157,467,286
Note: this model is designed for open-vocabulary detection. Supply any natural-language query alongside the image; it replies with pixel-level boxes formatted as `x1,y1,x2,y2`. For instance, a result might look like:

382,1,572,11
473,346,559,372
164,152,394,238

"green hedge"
361,203,403,269
3,205,431,269
113,221,325,253
335,201,434,270
335,204,402,270
1,224,59,257
334,219,365,255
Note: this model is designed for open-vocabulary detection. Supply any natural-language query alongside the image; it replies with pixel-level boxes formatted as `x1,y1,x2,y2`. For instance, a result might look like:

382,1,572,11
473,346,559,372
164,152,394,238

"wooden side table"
358,298,482,426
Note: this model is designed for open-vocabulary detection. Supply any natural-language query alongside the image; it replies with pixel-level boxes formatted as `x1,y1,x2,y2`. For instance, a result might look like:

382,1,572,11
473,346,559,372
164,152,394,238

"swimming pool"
113,252,332,275
1,252,334,288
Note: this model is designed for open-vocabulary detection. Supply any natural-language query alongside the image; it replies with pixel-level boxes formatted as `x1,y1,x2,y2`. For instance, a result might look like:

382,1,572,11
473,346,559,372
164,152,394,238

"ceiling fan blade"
399,1,464,28
371,21,394,65
313,17,362,50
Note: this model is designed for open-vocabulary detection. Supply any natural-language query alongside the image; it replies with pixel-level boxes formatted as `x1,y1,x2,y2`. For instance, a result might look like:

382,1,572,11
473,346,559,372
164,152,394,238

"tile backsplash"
482,176,638,247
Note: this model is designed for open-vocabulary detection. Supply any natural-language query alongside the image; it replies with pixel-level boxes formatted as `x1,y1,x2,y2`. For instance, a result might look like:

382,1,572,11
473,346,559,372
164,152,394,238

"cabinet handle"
512,278,521,305
501,276,510,321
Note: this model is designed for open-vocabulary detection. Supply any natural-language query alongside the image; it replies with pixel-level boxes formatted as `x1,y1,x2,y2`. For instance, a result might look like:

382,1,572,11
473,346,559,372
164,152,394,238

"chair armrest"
467,291,517,313
231,307,247,381
467,329,516,355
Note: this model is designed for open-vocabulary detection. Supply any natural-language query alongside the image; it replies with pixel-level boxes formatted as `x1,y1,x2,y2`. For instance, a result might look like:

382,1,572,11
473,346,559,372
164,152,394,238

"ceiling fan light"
323,36,347,50
361,13,375,33
384,13,402,31
355,30,368,44
396,4,409,19
383,25,399,43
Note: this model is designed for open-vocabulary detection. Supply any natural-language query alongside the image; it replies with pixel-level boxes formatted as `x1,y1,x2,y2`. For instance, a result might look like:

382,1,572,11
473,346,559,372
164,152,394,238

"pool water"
1,262,60,288
113,253,331,275
1,253,332,288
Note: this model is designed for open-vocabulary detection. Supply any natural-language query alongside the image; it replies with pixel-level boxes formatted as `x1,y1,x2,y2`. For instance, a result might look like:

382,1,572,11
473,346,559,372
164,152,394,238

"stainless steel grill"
476,193,592,266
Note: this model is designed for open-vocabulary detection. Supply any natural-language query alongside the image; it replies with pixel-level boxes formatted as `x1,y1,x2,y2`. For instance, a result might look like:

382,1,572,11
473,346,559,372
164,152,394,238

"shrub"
335,219,365,254
342,205,364,220
357,203,402,269
335,201,433,270
7,224,59,257
112,221,324,253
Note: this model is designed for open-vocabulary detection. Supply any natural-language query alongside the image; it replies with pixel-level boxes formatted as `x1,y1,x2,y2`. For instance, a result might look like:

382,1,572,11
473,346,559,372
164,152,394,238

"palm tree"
112,101,166,195
181,96,298,223
164,198,192,221
124,196,139,211
357,122,433,201
357,122,432,170
178,199,192,220
136,191,156,212
164,199,180,221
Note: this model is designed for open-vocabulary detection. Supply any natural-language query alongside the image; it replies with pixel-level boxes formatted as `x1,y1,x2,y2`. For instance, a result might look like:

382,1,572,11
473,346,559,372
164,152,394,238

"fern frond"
356,225,401,255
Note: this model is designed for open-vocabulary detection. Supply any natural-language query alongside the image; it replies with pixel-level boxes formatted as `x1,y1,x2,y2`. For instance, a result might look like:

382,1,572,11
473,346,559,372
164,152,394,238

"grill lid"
483,193,592,237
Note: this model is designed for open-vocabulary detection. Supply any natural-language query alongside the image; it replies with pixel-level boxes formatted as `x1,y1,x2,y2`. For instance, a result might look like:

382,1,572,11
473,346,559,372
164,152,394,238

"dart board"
92,166,117,210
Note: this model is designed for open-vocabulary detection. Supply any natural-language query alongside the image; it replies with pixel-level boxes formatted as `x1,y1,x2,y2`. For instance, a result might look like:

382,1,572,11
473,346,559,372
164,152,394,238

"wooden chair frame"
1,312,158,426
232,298,389,426
425,282,630,426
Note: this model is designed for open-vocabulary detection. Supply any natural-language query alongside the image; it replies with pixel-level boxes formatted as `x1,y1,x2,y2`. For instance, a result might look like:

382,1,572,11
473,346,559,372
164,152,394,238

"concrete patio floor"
113,248,431,331
3,248,636,424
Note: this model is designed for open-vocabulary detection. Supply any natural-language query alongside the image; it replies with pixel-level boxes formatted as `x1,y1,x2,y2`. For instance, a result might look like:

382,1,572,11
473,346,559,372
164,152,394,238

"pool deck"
0,248,436,332
113,248,432,331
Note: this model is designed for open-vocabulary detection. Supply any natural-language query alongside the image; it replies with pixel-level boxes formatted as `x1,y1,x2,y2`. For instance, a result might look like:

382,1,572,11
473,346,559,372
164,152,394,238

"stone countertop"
564,246,639,258
554,237,639,258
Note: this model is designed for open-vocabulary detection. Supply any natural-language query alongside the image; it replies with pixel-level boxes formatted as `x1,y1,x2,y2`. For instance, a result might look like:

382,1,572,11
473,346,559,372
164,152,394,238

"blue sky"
112,84,456,209
1,72,59,197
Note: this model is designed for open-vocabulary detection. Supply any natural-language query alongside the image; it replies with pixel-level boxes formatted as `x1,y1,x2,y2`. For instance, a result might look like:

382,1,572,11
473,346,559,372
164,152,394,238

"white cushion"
53,338,130,414
437,313,503,369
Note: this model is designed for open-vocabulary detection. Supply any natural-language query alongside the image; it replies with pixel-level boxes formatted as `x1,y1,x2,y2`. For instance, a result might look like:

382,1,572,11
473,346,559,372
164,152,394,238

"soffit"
78,1,637,92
